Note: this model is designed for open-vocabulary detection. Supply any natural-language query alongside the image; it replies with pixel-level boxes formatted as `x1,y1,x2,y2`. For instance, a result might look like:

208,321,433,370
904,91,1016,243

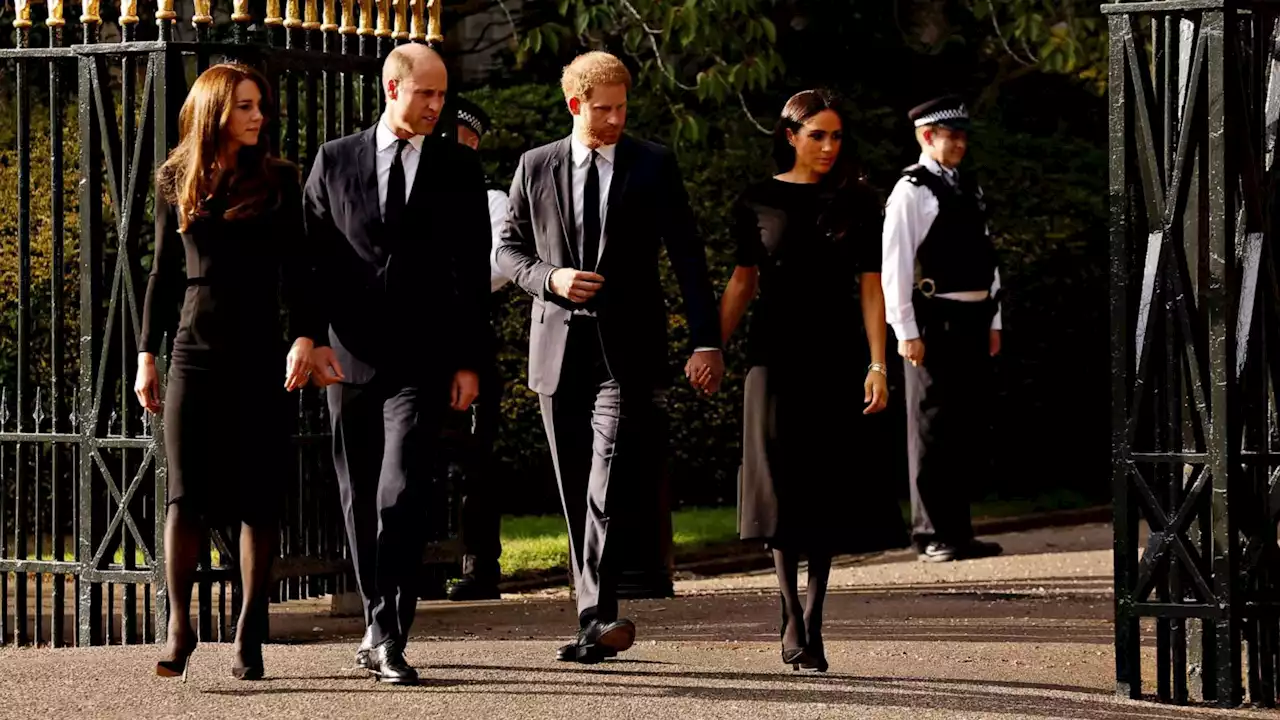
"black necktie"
385,138,409,231
582,150,600,270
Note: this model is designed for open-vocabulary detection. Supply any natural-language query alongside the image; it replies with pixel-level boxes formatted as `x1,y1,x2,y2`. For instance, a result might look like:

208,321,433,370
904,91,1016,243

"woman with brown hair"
715,89,907,672
135,63,322,681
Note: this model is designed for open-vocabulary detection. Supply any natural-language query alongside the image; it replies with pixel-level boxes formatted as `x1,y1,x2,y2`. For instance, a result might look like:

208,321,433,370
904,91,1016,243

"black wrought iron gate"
1107,0,1280,708
0,0,455,648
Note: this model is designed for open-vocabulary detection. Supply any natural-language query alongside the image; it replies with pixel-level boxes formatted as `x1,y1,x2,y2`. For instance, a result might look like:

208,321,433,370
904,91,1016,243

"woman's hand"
135,353,163,414
863,366,888,415
285,337,315,391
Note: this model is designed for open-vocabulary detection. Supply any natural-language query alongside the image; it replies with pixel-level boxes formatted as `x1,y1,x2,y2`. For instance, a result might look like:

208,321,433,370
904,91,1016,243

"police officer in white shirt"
881,95,1004,564
445,94,508,600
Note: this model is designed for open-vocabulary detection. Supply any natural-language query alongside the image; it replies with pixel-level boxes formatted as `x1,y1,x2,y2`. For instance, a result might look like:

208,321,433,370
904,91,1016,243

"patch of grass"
497,490,1101,576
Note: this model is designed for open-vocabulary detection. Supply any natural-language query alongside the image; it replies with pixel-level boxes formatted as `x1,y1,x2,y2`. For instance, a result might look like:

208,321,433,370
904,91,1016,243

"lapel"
549,137,579,268
597,134,633,269
354,126,383,241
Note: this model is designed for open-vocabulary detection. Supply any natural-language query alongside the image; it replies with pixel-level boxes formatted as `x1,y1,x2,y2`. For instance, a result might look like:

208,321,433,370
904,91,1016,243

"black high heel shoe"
779,601,810,670
231,643,264,681
155,635,198,681
801,633,828,673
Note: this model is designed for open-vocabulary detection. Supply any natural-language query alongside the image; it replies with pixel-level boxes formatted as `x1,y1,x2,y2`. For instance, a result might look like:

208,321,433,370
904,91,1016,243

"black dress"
140,164,322,526
734,178,909,555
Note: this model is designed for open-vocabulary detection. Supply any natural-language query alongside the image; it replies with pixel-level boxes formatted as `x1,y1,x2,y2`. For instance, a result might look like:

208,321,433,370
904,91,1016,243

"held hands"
134,353,162,414
898,338,925,367
308,346,346,387
452,370,479,411
550,268,605,304
864,365,889,415
284,338,315,391
684,350,725,395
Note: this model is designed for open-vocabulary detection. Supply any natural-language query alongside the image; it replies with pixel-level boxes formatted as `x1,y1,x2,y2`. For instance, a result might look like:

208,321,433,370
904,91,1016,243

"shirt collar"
570,134,616,167
377,114,425,154
918,153,957,178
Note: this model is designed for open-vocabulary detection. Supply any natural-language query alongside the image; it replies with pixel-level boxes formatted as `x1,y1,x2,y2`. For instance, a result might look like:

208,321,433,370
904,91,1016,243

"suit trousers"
538,317,657,628
457,365,503,579
328,374,445,646
904,297,996,549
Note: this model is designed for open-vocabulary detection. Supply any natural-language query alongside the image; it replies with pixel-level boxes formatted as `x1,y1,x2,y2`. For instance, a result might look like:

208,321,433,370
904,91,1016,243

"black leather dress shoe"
555,619,635,663
447,576,501,601
355,627,374,671
959,539,1003,560
368,639,419,685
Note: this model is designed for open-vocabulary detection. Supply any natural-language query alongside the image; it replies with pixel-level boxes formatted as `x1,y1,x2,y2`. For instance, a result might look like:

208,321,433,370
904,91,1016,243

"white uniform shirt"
487,188,511,293
880,153,1003,341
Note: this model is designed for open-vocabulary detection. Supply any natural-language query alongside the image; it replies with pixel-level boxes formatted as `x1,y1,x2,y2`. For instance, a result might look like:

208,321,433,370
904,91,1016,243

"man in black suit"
495,50,723,664
304,43,492,685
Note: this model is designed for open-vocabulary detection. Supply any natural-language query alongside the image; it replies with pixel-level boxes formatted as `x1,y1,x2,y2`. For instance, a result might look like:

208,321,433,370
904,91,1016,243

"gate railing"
0,0,454,647
1106,0,1280,708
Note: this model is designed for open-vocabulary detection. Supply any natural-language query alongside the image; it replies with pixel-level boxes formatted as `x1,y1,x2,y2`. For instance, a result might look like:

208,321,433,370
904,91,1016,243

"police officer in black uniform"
880,95,1005,563
444,94,510,600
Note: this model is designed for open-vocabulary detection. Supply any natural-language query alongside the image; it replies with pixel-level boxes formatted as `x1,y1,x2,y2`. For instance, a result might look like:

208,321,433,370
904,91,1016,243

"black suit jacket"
495,134,720,396
304,125,493,385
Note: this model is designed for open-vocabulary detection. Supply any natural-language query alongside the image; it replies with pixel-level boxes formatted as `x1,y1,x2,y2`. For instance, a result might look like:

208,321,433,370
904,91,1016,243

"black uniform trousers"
456,364,503,580
538,316,657,628
904,294,998,549
328,372,447,647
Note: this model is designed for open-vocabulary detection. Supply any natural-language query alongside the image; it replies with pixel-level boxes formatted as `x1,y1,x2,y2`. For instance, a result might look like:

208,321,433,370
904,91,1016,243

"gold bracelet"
868,362,887,376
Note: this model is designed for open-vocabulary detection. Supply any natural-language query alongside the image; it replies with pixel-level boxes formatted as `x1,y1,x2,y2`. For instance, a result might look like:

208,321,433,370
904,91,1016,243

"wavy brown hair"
158,63,291,232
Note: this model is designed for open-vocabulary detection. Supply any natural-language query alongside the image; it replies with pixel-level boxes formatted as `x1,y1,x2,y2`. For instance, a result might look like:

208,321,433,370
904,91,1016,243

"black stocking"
234,520,276,664
772,548,806,649
161,501,201,659
804,553,833,647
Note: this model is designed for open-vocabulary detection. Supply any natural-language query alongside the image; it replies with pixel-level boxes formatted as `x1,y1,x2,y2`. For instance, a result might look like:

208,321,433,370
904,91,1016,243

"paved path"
0,523,1272,719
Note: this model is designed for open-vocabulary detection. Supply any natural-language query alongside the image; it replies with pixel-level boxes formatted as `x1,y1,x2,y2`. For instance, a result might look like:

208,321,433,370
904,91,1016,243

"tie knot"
395,138,409,156
589,149,599,164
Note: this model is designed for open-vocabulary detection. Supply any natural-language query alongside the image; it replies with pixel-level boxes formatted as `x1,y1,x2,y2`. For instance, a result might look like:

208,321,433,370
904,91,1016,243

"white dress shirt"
488,188,512,292
375,114,424,218
880,152,1003,341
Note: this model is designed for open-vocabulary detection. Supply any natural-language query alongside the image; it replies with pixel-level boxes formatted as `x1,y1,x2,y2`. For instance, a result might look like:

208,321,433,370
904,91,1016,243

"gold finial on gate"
81,0,101,24
375,0,392,38
192,0,213,26
409,0,425,42
14,0,32,29
394,0,409,40
426,0,442,44
322,0,339,32
265,0,283,26
340,0,357,34
156,0,176,21
120,0,140,25
232,0,252,24
304,0,321,30
284,0,303,28
46,0,66,28
358,0,375,36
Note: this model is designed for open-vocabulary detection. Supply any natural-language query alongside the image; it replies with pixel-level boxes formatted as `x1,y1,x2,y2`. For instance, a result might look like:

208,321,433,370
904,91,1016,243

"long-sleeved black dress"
734,178,909,555
140,163,322,526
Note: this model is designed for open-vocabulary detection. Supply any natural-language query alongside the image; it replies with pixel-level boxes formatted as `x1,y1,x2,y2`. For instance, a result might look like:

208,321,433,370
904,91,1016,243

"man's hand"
284,337,315,391
989,329,1001,357
309,346,346,387
550,268,604,304
451,369,480,411
898,338,925,367
685,350,724,394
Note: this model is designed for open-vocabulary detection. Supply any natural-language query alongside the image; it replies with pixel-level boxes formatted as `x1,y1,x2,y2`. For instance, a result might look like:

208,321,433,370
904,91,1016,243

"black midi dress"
140,165,323,526
734,178,909,555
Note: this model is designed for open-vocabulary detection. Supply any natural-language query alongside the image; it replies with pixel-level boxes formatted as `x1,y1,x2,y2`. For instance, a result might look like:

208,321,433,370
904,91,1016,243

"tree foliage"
968,0,1107,95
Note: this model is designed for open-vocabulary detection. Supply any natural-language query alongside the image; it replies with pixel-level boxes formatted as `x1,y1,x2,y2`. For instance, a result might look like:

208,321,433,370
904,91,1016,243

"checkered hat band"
913,108,968,127
457,110,485,135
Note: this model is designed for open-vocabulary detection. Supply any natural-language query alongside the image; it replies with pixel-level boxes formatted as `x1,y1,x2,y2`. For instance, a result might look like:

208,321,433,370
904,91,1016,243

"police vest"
902,164,997,296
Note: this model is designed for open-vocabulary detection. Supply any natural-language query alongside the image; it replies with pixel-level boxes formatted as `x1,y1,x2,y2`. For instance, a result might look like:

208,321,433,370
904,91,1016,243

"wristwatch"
868,362,887,376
